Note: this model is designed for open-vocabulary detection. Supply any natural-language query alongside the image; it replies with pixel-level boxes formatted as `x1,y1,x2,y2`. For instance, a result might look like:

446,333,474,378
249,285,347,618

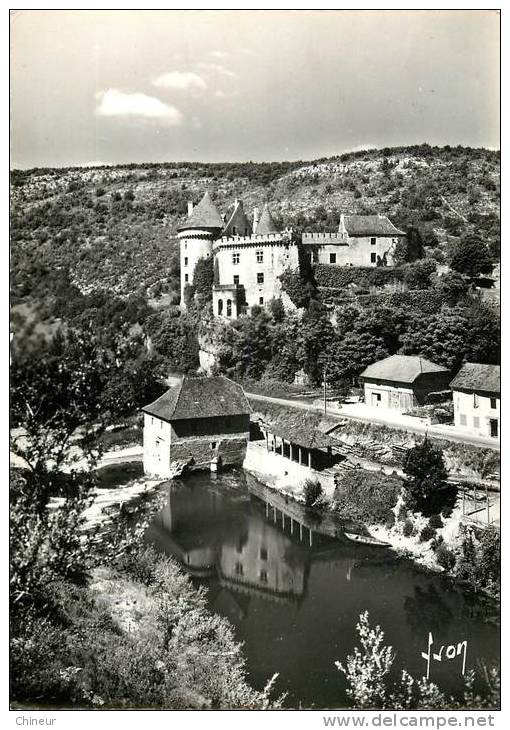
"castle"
178,191,406,318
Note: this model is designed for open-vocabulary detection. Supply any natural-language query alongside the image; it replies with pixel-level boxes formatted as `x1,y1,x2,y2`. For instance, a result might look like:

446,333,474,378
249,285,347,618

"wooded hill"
11,144,500,304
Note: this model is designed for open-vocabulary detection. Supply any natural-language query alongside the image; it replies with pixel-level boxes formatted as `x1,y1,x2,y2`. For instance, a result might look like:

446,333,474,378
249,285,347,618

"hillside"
11,144,500,303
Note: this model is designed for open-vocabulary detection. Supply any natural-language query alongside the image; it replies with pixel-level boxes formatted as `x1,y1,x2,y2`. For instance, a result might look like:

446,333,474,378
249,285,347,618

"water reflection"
146,477,317,603
144,471,499,708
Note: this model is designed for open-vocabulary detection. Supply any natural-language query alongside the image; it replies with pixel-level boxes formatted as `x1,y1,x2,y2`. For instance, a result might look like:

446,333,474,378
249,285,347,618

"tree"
193,257,214,306
433,271,470,305
393,226,424,264
403,259,436,290
402,439,454,516
448,234,493,277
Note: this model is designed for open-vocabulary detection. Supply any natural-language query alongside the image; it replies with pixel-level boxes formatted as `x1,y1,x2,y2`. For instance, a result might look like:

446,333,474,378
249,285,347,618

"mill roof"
222,200,252,237
450,363,500,395
261,412,336,451
360,355,449,384
343,215,405,237
177,191,224,232
255,203,279,235
142,376,251,421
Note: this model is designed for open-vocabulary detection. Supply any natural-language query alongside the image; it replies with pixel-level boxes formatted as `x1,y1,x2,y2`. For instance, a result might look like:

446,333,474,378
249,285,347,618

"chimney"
187,201,193,218
253,207,260,233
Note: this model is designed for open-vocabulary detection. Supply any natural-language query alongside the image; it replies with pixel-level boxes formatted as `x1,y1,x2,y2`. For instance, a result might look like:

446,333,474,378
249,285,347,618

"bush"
303,479,323,508
402,519,415,537
334,471,401,524
428,514,443,529
434,542,456,572
419,524,437,542
314,264,405,290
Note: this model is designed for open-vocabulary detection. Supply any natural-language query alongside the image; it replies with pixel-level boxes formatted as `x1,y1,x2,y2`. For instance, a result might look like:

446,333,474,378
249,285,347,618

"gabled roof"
450,363,500,395
360,355,449,384
222,200,252,237
255,203,279,235
343,215,405,237
261,411,336,451
142,376,251,421
177,191,224,232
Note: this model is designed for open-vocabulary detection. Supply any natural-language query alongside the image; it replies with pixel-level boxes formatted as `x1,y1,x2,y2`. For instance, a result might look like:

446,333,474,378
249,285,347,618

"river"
143,468,499,709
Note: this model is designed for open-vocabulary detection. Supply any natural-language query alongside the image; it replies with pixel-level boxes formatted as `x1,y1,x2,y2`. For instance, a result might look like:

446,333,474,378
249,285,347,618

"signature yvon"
421,632,468,679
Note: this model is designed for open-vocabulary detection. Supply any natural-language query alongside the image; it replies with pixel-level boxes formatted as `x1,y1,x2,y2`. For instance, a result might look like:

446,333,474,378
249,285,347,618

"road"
245,392,500,451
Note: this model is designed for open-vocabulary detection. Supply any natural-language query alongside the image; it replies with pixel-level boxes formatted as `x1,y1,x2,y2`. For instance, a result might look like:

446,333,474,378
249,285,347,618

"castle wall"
302,233,399,267
214,235,299,309
178,229,214,306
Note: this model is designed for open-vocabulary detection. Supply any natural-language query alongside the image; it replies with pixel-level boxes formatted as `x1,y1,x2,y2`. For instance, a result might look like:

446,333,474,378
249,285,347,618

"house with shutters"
359,354,451,411
450,363,500,439
302,214,405,267
142,375,251,477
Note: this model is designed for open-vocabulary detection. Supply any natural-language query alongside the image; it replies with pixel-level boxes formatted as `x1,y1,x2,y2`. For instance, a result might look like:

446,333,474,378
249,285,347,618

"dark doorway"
490,419,499,438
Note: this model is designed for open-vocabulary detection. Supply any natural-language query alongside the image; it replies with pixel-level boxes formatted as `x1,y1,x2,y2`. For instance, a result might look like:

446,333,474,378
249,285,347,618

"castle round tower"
177,191,224,308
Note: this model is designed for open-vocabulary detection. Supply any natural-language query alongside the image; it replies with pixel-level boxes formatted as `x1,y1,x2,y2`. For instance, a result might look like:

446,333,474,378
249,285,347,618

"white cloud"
95,89,184,124
209,50,231,61
196,62,238,79
153,71,207,92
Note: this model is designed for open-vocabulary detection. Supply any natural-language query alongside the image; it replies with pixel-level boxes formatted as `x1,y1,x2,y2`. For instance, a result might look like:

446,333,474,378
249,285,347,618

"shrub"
314,264,405,290
402,519,415,537
303,479,323,508
334,471,401,524
434,542,456,572
419,524,436,542
428,514,443,529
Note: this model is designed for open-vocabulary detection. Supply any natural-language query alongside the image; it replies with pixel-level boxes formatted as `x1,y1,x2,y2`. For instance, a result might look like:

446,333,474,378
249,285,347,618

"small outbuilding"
450,363,500,439
142,376,251,478
359,355,451,411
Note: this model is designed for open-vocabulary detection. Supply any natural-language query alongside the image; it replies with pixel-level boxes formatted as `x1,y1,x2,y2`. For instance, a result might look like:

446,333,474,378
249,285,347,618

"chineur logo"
421,632,468,679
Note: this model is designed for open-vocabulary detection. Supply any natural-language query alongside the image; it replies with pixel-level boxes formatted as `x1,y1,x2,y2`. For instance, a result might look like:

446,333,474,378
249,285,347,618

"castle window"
259,569,268,584
211,441,217,449
260,547,268,561
371,237,377,245
257,272,264,284
226,299,232,317
184,257,188,266
218,299,223,316
491,397,497,409
185,273,189,282
235,562,244,576
245,228,249,235
473,416,480,429
233,226,237,235
259,297,264,305
473,393,479,409
232,252,240,265
256,250,264,263
233,275,239,285
329,253,336,264
370,253,376,264
460,414,467,426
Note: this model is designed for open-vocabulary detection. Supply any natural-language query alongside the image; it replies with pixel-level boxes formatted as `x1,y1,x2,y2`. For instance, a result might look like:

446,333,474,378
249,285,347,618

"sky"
10,9,500,169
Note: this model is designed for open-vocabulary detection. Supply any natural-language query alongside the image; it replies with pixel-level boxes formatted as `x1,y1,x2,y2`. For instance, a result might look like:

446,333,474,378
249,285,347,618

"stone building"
212,201,297,318
142,375,251,477
359,355,450,411
450,363,500,439
178,192,297,317
177,191,223,306
302,214,405,267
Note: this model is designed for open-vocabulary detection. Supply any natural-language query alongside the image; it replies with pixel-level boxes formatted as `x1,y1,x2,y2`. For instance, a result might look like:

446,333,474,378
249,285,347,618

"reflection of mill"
145,476,360,613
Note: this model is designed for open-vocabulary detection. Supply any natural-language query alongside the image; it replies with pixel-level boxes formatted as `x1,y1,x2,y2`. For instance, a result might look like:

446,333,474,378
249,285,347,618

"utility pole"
323,365,327,415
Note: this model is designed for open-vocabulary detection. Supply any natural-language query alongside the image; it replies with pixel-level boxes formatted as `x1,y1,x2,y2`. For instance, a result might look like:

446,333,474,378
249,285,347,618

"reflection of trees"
404,583,454,635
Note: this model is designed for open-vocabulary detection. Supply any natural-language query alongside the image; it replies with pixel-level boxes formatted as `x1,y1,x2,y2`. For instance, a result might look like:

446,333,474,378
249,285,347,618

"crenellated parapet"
302,232,348,244
213,229,293,251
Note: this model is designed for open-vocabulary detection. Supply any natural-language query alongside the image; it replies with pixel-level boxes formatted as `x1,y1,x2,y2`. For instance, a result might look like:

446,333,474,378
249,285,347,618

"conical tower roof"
222,199,252,237
177,191,224,231
255,203,279,235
